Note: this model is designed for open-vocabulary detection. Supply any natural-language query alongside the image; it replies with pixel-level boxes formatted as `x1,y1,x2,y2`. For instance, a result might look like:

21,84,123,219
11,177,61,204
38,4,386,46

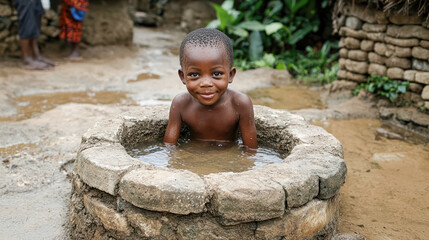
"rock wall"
82,0,133,45
0,0,133,56
0,2,59,56
335,3,429,109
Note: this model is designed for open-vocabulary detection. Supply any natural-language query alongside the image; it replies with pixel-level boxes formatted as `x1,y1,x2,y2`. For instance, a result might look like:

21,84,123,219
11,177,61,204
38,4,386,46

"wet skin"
163,46,258,149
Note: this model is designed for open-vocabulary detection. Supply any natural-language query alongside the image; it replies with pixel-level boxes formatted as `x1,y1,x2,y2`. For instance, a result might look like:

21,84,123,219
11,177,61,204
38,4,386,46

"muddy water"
127,140,283,175
247,84,325,110
127,72,161,83
0,143,39,161
0,91,135,121
312,119,429,240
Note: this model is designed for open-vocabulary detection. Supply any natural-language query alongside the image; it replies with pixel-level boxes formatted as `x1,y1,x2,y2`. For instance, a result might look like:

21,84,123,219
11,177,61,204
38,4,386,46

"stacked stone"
336,4,429,108
0,2,59,56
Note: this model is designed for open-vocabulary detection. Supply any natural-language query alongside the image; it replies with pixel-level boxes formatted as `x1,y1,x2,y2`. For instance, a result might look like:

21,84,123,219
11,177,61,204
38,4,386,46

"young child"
163,28,258,150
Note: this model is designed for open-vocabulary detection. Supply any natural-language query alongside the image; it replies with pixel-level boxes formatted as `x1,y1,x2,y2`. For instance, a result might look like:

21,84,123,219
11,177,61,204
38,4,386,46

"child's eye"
213,72,223,77
189,73,199,78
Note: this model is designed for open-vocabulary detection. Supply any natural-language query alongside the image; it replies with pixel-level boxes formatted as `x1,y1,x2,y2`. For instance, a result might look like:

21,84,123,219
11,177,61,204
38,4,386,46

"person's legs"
19,39,31,61
66,42,82,60
19,38,50,70
30,39,56,66
16,0,53,69
30,38,40,58
61,7,84,61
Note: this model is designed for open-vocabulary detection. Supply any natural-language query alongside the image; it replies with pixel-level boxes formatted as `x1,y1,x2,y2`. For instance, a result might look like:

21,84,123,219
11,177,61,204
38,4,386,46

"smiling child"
163,28,258,150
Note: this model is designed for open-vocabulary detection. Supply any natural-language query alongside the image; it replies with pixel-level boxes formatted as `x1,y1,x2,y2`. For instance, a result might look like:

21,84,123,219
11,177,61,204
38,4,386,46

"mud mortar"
70,105,346,239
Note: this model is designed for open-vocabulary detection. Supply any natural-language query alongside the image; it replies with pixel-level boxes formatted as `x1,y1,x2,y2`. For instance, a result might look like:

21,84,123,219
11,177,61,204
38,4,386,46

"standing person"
59,0,88,61
14,0,56,70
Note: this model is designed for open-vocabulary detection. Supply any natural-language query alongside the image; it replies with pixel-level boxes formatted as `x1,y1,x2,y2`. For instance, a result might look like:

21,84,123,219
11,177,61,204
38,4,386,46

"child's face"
179,45,236,106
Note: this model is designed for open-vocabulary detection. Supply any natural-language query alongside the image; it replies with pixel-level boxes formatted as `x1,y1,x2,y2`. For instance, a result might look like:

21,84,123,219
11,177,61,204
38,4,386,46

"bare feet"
22,58,53,70
37,56,58,66
64,55,83,61
64,49,83,61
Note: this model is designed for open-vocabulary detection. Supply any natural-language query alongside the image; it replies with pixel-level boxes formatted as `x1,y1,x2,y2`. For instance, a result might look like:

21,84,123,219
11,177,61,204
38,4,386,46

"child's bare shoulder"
229,89,253,106
172,92,193,106
229,90,253,114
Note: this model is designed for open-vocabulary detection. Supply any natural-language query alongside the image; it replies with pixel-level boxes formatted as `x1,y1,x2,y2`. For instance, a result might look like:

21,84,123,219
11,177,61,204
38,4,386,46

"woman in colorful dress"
59,0,89,61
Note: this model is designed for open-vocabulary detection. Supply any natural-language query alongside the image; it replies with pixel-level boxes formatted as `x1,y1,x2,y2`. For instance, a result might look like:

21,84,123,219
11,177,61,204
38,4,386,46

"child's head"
178,28,236,106
179,28,233,68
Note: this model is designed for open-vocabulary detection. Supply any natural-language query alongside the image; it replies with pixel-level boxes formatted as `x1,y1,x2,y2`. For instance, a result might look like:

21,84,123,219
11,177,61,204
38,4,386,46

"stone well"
70,105,347,240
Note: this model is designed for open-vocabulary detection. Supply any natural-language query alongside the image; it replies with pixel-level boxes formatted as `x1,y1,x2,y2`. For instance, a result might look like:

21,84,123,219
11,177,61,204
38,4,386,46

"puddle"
0,91,135,122
0,143,38,161
311,118,429,239
127,72,161,83
247,84,325,110
168,47,180,56
127,140,283,175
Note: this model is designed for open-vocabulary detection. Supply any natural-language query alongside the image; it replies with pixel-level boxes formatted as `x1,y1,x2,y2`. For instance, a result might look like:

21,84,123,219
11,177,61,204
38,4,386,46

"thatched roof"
335,0,429,22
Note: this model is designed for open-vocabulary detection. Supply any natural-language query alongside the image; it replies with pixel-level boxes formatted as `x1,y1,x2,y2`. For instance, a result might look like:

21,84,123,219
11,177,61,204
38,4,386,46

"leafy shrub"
285,41,339,85
353,75,409,102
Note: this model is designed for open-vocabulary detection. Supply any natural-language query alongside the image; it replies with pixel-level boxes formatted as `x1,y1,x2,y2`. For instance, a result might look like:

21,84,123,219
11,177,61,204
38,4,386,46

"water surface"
127,139,284,175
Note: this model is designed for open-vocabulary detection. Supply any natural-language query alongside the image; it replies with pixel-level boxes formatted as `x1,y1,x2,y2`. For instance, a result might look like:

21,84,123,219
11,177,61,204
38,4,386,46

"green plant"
207,0,327,62
286,41,339,84
207,0,289,64
353,75,409,102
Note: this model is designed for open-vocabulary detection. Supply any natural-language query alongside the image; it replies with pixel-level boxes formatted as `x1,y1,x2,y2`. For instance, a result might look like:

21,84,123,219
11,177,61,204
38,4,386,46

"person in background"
59,0,88,61
14,0,56,70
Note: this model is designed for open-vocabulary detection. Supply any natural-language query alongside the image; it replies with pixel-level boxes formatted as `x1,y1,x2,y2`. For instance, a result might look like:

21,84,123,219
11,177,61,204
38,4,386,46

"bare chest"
181,103,240,140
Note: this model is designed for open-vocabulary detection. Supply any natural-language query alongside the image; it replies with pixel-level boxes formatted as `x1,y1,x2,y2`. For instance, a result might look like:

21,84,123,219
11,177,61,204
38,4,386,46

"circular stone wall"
70,105,347,240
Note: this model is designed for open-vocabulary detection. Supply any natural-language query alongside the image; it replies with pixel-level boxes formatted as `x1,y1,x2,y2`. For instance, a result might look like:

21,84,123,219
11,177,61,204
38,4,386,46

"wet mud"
0,91,135,121
247,84,325,110
127,72,161,83
312,118,429,240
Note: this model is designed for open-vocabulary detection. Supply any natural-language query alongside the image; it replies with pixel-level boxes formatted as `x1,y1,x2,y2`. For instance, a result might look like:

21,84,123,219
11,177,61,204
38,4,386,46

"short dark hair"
180,28,233,68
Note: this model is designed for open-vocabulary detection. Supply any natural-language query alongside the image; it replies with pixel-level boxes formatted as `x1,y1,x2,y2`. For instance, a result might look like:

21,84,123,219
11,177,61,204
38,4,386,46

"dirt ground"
1,26,428,240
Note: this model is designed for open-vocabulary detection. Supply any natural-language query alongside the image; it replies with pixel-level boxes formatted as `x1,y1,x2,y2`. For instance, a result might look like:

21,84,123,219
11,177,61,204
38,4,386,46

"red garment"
59,0,88,43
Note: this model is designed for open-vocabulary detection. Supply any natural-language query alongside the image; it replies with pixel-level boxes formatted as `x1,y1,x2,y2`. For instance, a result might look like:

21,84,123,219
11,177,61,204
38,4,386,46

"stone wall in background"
0,1,59,56
0,0,133,56
335,3,429,109
82,0,133,46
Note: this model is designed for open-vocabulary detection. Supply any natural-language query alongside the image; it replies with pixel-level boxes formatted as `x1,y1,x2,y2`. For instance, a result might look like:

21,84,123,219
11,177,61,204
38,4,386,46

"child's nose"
200,76,213,87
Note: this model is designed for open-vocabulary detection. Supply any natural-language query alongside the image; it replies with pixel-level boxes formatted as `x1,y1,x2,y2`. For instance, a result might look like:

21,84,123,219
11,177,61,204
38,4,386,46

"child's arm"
163,96,183,145
236,94,258,149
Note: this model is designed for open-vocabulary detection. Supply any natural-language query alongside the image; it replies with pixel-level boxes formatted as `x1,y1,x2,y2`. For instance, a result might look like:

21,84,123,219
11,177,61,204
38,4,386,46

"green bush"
353,75,409,102
285,41,339,85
